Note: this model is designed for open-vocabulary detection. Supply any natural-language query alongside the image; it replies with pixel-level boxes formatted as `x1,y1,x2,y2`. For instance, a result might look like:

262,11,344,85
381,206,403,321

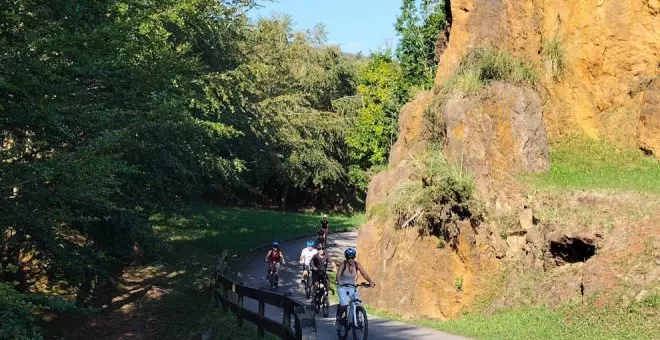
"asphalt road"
235,231,468,340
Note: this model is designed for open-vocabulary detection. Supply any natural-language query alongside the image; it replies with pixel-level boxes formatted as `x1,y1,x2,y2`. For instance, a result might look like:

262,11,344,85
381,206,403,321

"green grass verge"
366,293,659,340
523,136,660,192
151,204,365,256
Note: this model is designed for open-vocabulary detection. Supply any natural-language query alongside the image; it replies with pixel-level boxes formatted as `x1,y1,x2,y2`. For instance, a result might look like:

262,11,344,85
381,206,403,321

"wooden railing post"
293,306,305,340
214,274,220,309
257,301,265,339
235,282,244,327
283,292,292,331
283,307,291,331
222,283,229,313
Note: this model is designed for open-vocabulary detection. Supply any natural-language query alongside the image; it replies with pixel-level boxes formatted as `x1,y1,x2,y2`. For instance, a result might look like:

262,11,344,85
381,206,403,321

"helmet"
344,248,356,258
272,242,280,248
322,214,328,220
306,241,314,247
316,243,325,250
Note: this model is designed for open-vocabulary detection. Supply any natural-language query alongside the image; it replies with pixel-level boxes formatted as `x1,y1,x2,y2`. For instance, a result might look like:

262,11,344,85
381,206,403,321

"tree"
395,0,450,90
0,0,250,325
345,52,405,189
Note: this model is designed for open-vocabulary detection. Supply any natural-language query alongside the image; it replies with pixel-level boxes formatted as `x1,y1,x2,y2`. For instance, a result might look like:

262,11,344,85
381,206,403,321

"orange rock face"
639,79,660,155
357,0,660,320
437,0,660,145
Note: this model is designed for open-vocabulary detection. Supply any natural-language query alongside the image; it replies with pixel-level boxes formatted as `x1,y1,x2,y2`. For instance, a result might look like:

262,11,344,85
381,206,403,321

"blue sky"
249,0,401,54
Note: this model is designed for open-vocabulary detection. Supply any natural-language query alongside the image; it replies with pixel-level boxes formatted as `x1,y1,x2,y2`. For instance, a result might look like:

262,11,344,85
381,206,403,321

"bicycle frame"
347,288,360,326
340,283,369,327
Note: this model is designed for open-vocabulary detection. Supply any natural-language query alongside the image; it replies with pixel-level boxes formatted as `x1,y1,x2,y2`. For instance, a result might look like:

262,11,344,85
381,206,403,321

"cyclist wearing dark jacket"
317,214,329,246
310,244,335,298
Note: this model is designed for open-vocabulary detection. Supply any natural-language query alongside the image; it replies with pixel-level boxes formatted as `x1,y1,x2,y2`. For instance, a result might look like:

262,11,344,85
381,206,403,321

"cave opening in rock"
549,237,596,264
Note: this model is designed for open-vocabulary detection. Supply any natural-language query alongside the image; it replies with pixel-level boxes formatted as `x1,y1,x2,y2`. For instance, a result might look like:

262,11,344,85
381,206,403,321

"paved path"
236,232,468,340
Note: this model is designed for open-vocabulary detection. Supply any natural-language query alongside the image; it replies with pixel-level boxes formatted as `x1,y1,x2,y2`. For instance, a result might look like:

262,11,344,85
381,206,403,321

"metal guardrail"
213,250,314,340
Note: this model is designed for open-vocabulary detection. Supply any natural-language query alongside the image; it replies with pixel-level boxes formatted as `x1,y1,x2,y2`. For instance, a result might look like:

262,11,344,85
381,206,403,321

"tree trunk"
280,185,289,210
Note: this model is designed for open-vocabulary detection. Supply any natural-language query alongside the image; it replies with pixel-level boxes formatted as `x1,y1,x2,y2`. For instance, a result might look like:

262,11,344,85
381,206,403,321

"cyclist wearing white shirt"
299,241,317,284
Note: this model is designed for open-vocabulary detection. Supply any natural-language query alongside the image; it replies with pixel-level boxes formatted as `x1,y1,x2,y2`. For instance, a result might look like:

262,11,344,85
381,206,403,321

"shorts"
311,270,328,283
338,285,358,306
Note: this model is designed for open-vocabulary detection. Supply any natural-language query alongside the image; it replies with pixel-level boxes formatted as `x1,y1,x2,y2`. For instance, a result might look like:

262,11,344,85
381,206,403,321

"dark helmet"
316,243,325,250
344,248,356,258
272,241,280,249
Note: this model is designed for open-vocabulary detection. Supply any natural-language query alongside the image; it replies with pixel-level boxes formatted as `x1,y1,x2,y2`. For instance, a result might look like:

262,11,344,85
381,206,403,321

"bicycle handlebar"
338,282,372,288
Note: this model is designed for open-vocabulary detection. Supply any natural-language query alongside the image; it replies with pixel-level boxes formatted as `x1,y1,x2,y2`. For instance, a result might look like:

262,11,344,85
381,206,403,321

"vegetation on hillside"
371,152,482,248
444,47,538,94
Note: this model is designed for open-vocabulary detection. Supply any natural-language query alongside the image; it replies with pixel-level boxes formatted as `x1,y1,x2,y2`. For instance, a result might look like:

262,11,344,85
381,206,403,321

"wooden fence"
213,250,314,340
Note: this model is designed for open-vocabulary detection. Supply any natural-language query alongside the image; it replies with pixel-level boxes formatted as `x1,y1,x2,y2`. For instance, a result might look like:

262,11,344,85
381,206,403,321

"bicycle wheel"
351,306,368,340
314,295,320,313
305,277,311,298
322,296,329,317
336,309,349,340
269,271,276,289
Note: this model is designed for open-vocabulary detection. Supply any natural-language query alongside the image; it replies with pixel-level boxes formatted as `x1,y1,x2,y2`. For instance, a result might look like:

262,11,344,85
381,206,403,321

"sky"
249,0,401,54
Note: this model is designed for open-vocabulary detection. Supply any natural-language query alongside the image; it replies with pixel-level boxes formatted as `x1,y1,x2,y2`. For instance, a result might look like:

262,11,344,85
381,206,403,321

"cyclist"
264,242,286,285
299,241,317,286
335,248,375,326
317,214,329,247
309,243,336,300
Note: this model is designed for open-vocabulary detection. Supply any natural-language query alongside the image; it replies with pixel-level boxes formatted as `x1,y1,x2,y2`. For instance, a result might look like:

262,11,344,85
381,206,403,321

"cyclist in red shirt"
265,242,286,285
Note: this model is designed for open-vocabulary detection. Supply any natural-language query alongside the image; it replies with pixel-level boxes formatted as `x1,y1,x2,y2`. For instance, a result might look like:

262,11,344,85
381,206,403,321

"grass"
444,47,538,95
151,204,364,257
542,37,567,81
63,204,363,340
523,136,660,192
366,294,660,340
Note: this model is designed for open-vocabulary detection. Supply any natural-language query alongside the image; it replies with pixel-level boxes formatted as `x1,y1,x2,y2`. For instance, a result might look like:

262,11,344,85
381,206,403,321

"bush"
444,47,538,95
0,284,42,340
388,153,481,247
542,37,567,81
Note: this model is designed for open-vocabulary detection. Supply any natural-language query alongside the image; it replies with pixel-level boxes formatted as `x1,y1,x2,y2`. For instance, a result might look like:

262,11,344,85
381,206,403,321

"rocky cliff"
357,0,660,320
436,0,659,148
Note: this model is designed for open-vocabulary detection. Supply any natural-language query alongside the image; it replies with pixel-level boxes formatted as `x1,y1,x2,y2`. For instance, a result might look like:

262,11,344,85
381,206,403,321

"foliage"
542,37,567,81
454,277,464,292
523,135,660,192
210,16,364,206
0,283,42,340
0,0,365,335
444,47,538,95
388,152,480,247
395,0,450,90
346,52,405,172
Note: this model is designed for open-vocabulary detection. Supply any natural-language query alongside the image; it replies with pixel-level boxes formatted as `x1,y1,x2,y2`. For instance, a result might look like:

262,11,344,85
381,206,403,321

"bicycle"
267,262,279,289
301,265,312,298
336,282,371,340
316,234,327,249
310,270,332,317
